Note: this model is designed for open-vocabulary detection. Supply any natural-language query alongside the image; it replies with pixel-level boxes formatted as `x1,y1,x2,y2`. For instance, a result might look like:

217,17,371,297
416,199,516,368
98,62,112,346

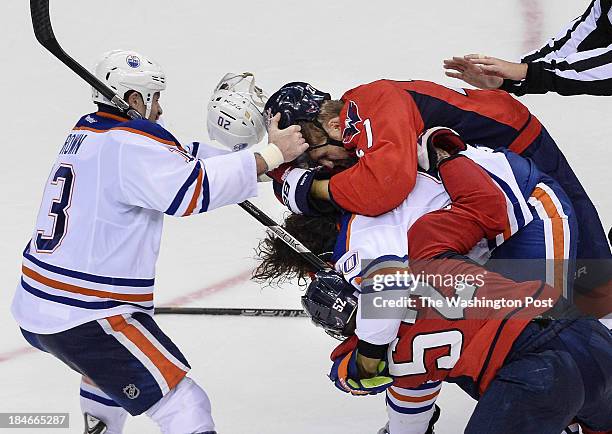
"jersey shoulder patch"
342,100,363,144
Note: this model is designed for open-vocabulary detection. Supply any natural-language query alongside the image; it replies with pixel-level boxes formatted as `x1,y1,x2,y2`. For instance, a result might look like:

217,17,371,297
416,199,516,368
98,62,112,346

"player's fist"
267,113,309,163
417,127,466,172
329,349,393,396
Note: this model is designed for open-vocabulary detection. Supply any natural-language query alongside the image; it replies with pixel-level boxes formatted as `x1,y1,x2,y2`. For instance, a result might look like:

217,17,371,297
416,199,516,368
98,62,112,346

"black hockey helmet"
264,82,331,130
301,270,358,340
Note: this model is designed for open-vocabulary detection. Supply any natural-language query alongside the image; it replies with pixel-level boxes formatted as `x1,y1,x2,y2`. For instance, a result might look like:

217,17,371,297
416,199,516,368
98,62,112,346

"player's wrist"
357,339,388,360
254,153,269,175
257,143,284,172
310,179,331,201
511,62,528,81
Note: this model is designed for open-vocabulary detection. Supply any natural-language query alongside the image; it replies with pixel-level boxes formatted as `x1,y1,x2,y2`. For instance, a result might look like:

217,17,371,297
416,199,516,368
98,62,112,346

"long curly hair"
253,213,340,286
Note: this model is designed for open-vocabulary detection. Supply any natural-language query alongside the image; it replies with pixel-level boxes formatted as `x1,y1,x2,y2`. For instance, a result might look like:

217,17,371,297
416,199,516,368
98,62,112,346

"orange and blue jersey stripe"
527,183,572,296
386,381,442,414
73,112,183,149
485,169,534,248
98,314,189,395
164,160,211,216
21,244,154,311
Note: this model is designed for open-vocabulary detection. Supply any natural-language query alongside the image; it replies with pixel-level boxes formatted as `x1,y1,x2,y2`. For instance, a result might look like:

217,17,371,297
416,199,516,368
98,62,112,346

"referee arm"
444,0,612,96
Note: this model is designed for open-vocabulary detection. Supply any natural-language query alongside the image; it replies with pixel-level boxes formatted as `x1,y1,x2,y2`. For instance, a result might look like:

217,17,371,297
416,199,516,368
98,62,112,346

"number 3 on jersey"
35,164,75,253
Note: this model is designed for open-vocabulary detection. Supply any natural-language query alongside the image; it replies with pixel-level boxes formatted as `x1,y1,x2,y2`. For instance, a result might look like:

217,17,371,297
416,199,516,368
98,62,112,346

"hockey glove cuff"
417,127,467,172
281,168,336,216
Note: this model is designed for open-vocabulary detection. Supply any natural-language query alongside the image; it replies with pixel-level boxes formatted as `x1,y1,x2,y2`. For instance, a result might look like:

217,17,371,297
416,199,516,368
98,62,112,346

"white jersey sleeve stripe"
181,164,205,216
165,162,202,215
200,171,210,212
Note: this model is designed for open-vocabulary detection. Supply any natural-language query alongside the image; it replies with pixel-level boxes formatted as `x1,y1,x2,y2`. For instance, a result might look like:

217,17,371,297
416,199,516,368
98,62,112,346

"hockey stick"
237,201,330,271
30,0,330,274
30,0,141,119
155,307,307,317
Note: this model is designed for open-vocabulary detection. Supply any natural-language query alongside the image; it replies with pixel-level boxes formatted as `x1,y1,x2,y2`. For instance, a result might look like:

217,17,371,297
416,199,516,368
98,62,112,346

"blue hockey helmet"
301,271,358,340
264,82,331,130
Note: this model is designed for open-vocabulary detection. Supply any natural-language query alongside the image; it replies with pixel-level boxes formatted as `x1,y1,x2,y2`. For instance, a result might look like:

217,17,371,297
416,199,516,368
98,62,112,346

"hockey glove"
417,127,467,172
281,168,336,216
329,349,393,396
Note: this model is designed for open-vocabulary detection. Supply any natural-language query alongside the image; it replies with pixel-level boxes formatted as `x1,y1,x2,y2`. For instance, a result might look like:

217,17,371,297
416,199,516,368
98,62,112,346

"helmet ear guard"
206,72,268,151
301,271,358,340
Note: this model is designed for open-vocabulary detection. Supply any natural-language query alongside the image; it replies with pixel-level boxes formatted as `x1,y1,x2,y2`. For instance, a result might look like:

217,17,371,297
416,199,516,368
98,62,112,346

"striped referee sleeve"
502,0,612,95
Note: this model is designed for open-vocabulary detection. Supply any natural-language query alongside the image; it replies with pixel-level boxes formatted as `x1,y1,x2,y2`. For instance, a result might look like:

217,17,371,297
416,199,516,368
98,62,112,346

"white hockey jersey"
12,111,258,334
332,145,537,345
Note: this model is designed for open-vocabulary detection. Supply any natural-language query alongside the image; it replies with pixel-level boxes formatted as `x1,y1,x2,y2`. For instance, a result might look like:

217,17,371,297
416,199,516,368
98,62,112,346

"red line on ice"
520,0,544,53
0,346,37,363
0,269,252,364
159,268,253,307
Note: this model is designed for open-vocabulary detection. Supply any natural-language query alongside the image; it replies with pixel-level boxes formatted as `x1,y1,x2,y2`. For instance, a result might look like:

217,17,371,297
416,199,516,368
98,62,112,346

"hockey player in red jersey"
12,51,308,434
263,80,611,313
254,129,610,433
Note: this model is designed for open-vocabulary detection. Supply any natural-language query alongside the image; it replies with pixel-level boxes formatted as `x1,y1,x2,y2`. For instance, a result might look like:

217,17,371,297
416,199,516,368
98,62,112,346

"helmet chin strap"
145,97,152,120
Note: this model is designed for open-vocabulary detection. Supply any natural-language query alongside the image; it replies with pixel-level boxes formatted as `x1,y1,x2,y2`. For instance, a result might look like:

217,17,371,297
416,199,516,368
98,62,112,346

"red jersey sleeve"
407,155,509,260
329,80,422,216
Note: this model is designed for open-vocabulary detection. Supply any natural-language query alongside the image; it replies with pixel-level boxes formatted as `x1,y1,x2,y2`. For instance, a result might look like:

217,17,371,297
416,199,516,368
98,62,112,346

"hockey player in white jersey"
11,50,308,434
254,128,587,434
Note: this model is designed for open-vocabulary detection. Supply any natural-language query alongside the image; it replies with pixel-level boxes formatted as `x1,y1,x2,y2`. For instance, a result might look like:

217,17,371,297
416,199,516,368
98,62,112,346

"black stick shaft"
30,0,140,118
155,307,307,317
238,201,329,272
30,0,330,276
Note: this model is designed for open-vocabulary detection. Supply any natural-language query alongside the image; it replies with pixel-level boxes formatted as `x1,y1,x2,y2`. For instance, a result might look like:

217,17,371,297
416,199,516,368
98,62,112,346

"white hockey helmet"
207,72,268,151
92,49,166,118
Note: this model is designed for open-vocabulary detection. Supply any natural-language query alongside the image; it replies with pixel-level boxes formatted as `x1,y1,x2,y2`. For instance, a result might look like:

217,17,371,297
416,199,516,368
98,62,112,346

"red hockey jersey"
329,80,543,216
331,257,561,397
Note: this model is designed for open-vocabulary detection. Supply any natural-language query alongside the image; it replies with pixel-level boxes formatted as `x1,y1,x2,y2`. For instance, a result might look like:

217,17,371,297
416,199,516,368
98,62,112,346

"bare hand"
267,113,309,162
357,353,382,378
443,55,505,89
464,54,528,80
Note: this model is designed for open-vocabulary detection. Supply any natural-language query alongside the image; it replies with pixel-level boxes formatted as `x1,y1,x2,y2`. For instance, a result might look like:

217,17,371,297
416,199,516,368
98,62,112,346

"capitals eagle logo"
342,100,363,144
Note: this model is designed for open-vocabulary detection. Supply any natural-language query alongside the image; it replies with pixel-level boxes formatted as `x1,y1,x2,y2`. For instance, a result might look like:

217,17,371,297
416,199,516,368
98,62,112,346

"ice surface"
0,0,609,432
